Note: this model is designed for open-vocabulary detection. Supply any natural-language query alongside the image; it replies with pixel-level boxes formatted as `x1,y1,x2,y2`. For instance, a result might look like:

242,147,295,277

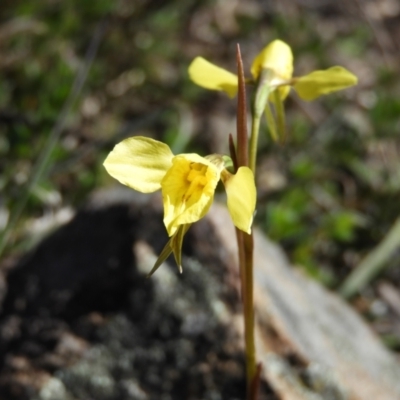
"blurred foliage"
1,0,400,320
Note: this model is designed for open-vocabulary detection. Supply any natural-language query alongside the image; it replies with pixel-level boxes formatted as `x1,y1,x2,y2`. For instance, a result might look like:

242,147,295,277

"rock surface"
0,188,399,400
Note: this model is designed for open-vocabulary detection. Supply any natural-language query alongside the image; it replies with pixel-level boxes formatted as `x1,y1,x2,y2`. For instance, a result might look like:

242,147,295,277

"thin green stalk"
246,110,259,400
249,114,261,173
250,68,273,172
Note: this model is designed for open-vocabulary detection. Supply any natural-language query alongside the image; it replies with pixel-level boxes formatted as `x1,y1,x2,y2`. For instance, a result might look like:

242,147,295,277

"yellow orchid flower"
103,136,256,273
188,39,357,102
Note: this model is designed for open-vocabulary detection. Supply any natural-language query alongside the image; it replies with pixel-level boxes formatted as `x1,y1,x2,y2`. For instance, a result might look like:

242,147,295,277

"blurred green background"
1,0,400,346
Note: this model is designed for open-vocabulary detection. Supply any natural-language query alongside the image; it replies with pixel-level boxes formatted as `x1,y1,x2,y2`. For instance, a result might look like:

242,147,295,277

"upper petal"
161,154,221,236
251,40,293,82
104,136,174,193
293,66,358,101
188,57,238,98
223,167,256,234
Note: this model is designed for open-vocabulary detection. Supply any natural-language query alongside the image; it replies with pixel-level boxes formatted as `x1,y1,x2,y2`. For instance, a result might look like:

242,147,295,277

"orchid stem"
236,229,257,399
244,232,256,391
236,44,258,400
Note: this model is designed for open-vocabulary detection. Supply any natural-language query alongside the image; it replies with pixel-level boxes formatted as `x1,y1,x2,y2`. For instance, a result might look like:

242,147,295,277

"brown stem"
250,363,263,400
236,44,258,399
244,232,256,387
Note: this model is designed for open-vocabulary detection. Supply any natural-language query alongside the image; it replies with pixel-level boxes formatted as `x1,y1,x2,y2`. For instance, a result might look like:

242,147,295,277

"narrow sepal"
171,224,191,273
147,224,192,276
146,241,174,277
273,90,286,143
264,103,278,142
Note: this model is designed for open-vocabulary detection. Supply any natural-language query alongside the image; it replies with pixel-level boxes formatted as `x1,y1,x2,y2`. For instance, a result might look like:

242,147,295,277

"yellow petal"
251,40,293,82
293,66,358,101
104,136,173,193
188,57,238,98
161,154,220,236
223,167,256,234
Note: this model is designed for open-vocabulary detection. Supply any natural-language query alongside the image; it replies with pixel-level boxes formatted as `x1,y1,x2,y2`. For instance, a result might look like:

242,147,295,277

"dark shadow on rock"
2,205,137,320
0,194,271,400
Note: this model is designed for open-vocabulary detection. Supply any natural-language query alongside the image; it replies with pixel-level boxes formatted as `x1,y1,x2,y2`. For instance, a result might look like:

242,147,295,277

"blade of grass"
340,216,400,298
0,18,107,259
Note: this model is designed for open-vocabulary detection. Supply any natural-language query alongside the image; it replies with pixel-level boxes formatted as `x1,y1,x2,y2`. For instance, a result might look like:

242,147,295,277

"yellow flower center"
184,163,208,201
161,153,222,236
